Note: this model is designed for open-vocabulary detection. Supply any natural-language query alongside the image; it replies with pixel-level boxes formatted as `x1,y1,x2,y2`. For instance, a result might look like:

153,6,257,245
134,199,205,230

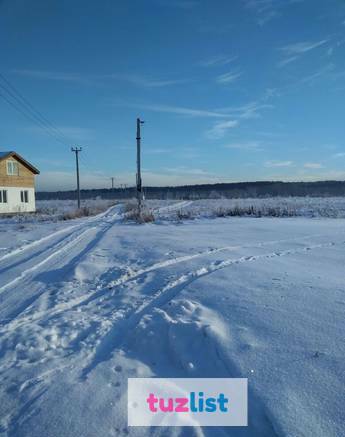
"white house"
0,151,40,214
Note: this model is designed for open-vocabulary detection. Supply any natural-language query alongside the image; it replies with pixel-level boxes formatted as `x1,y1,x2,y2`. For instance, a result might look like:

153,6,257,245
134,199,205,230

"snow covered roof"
0,151,40,174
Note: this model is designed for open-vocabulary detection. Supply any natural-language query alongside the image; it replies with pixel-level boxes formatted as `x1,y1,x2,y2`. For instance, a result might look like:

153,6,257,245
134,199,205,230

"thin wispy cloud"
13,69,91,84
216,71,242,84
265,160,293,168
200,55,237,68
304,162,324,169
262,87,281,100
244,0,303,26
300,63,335,85
223,141,263,151
13,69,187,88
218,101,274,120
206,120,239,139
37,168,221,190
278,62,336,91
266,169,345,182
106,74,188,88
121,103,233,118
36,171,110,191
277,39,329,67
277,56,298,68
164,166,211,176
244,0,280,26
56,126,94,141
177,147,200,159
280,39,329,55
332,152,345,158
327,47,334,56
29,125,93,142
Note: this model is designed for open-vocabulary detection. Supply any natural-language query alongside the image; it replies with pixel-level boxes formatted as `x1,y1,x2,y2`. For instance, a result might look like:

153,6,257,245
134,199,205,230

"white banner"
128,378,248,427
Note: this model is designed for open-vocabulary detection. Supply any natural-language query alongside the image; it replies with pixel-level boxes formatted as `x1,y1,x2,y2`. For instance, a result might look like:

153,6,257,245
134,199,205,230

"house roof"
0,151,40,175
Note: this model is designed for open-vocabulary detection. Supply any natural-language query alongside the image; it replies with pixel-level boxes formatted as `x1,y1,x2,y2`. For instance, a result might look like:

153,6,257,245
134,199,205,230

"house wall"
0,157,35,188
0,187,36,213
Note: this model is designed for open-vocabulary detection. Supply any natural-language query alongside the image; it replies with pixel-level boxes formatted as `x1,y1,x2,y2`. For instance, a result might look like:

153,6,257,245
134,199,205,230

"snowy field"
153,197,345,219
2,196,345,224
0,199,116,224
0,200,344,436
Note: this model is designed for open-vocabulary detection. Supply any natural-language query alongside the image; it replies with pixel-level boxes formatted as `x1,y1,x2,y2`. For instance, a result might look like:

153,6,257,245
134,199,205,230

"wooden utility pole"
71,146,82,208
136,118,144,210
111,177,115,189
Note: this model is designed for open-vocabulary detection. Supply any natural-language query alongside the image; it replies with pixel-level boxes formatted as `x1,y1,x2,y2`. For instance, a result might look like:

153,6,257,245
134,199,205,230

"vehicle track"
80,238,342,378
0,231,341,332
155,200,193,214
0,227,96,294
0,204,120,264
106,231,336,290
0,206,122,294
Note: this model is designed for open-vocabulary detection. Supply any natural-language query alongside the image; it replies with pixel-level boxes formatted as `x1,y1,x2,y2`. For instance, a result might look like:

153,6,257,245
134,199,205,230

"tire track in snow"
1,232,339,331
106,231,338,289
0,210,123,295
26,232,327,321
0,227,97,294
0,216,124,331
0,204,121,265
80,238,342,378
0,206,123,294
154,200,193,214
0,224,79,263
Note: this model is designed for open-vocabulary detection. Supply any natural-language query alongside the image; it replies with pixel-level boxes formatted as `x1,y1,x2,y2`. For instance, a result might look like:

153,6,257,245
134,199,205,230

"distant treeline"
36,180,345,200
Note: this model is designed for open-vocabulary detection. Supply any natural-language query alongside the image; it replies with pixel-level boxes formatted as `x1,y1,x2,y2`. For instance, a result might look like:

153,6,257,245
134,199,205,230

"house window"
20,190,29,203
0,190,8,203
7,160,19,176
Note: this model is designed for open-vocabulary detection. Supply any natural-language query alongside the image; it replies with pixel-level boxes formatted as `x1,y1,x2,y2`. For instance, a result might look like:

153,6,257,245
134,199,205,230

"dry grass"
124,201,138,213
213,205,298,218
61,207,93,221
61,204,119,220
33,199,117,221
175,209,194,221
124,202,155,223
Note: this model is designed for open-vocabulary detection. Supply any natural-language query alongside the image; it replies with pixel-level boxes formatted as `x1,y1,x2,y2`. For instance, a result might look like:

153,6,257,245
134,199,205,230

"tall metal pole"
71,147,82,209
111,177,115,189
136,118,144,210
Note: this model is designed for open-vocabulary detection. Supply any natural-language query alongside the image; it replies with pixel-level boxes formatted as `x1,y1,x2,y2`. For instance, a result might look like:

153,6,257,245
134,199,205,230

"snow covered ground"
0,200,344,436
0,199,117,224
34,196,345,220
153,197,345,219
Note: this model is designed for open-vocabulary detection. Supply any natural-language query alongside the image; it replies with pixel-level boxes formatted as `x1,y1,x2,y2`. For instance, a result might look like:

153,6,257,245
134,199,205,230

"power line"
0,73,70,145
0,75,68,146
0,89,67,146
0,73,70,146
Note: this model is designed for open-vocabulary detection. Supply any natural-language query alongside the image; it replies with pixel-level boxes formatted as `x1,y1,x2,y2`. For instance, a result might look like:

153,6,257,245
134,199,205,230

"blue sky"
1,0,345,190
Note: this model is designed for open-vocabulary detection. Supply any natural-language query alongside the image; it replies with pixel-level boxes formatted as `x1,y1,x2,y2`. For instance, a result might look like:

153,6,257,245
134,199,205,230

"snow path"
0,205,122,293
81,238,341,378
0,229,338,331
0,204,119,263
0,208,344,436
155,200,193,214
